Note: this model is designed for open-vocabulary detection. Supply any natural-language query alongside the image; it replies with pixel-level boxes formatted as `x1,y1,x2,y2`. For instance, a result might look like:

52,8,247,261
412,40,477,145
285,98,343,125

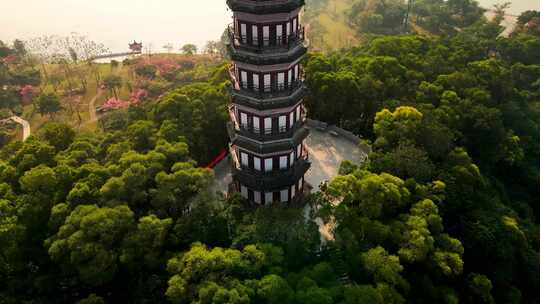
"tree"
165,244,284,303
362,246,406,288
19,164,58,195
0,86,20,109
257,274,294,303
110,60,119,70
327,170,411,218
35,92,61,117
134,64,157,79
204,41,219,55
181,44,198,55
12,39,26,56
467,273,495,304
343,284,383,304
373,106,423,149
102,74,122,99
46,205,135,286
120,215,172,270
370,143,436,182
152,162,213,217
37,122,75,151
126,120,156,151
77,294,105,304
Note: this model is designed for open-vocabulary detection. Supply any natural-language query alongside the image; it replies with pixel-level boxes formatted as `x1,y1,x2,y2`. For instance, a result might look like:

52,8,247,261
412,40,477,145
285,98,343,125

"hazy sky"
478,0,540,14
1,0,539,53
1,0,231,53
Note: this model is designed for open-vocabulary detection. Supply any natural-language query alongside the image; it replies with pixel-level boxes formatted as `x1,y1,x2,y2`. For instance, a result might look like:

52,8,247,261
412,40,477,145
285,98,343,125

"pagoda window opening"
280,189,289,203
264,117,272,134
241,152,249,167
263,74,271,92
265,192,273,205
254,191,262,204
278,72,285,90
240,70,248,89
279,116,287,133
241,185,248,199
240,112,248,129
264,158,273,172
252,25,259,46
279,156,288,170
254,156,262,171
253,116,261,133
288,69,293,87
253,73,260,91
263,26,270,46
240,23,248,44
276,24,284,45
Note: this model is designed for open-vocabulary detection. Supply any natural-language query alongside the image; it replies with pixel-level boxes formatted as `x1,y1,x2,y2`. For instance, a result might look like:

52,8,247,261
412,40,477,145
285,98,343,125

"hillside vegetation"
305,0,488,51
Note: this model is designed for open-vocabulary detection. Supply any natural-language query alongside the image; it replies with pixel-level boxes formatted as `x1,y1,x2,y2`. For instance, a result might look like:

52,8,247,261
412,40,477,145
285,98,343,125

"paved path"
88,89,103,123
10,116,30,141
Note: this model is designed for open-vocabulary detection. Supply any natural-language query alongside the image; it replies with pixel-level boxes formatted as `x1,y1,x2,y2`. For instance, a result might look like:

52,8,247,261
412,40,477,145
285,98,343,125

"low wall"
306,119,327,130
306,119,372,154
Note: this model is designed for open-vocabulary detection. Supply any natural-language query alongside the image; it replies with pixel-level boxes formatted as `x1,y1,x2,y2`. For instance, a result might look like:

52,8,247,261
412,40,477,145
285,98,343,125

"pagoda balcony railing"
229,145,310,178
228,66,305,100
228,111,307,142
230,143,309,172
227,0,305,14
228,25,305,54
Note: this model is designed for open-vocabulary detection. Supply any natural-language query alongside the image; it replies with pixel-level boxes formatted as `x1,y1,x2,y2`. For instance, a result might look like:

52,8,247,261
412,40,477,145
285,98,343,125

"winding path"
88,89,103,123
10,116,30,141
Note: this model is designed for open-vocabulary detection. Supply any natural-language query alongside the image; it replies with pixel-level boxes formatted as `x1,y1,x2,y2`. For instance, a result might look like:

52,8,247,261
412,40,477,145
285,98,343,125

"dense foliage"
305,12,540,303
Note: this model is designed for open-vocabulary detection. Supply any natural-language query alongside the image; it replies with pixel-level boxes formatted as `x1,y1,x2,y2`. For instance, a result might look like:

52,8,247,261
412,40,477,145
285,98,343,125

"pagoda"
129,41,143,53
226,0,310,204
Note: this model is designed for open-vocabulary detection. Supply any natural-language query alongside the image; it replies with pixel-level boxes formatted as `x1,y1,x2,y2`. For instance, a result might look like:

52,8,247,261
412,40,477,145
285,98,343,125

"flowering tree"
20,85,37,102
2,54,17,64
101,97,130,111
130,89,149,104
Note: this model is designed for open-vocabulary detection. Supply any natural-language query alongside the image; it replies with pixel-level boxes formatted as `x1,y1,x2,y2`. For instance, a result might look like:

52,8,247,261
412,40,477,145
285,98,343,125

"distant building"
129,41,143,53
226,0,310,205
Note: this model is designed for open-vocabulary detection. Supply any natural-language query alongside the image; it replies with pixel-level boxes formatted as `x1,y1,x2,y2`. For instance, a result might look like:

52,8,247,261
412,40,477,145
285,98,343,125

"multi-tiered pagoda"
226,0,310,205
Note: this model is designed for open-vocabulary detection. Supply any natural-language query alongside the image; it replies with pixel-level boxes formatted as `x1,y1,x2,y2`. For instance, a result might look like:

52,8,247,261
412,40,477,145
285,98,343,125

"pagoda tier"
226,0,310,205
227,0,305,14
